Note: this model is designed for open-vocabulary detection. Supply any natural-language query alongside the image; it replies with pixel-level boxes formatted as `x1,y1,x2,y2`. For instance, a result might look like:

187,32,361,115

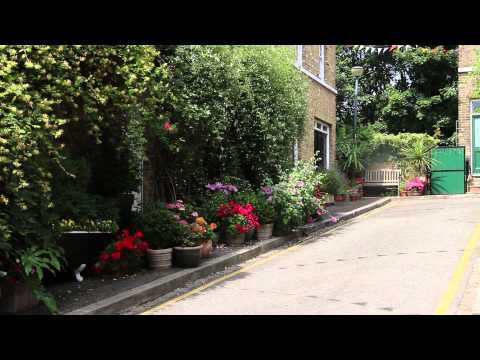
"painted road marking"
141,201,396,315
435,224,480,315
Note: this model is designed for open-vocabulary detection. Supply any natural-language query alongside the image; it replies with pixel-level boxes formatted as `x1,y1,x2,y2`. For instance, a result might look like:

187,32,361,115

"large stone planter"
256,223,274,241
147,248,173,269
0,281,39,314
407,190,423,196
226,232,246,246
43,231,114,284
173,246,202,268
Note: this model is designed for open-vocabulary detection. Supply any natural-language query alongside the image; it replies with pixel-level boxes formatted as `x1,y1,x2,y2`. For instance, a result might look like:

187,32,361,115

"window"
472,100,480,114
295,45,338,94
319,45,325,80
314,120,330,170
296,45,325,80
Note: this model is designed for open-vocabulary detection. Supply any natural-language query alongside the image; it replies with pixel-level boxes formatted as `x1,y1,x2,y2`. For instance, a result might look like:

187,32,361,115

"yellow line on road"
141,200,396,315
435,224,480,315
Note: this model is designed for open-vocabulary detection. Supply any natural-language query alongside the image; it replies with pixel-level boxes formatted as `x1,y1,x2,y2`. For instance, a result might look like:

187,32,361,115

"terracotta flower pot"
226,232,246,246
349,194,360,201
407,190,423,196
173,246,202,268
334,194,346,202
147,248,173,269
0,281,39,314
200,240,213,258
400,190,408,197
256,223,274,241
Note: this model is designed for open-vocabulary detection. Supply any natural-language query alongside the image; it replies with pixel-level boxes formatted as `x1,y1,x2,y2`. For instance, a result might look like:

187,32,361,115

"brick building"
294,45,337,169
458,45,480,191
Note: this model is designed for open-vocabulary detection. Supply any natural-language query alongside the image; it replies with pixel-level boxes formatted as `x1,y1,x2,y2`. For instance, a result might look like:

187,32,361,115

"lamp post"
351,66,364,142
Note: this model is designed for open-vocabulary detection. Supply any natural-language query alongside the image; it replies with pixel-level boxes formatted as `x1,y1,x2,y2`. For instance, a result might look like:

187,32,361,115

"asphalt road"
141,197,480,315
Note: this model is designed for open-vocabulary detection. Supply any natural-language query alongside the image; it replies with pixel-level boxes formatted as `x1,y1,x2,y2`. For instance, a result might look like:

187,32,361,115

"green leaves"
336,45,457,138
18,245,65,281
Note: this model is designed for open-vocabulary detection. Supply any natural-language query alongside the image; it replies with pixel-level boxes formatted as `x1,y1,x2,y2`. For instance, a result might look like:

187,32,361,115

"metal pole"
353,78,359,142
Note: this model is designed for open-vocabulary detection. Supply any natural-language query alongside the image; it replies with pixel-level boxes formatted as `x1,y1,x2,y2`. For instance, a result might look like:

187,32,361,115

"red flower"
134,230,143,239
163,121,173,131
138,241,149,251
92,264,102,274
114,241,124,252
100,252,110,263
111,252,122,261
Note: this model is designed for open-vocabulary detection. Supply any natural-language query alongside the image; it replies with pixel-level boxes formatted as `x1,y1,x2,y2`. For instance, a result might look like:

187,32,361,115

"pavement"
136,196,480,315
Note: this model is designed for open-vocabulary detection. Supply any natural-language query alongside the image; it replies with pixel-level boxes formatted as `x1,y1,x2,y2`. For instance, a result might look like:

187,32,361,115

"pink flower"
307,216,313,224
179,220,188,225
330,216,338,223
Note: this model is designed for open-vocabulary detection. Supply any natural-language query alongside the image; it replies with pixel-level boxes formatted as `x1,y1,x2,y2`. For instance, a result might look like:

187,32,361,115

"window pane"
473,100,480,113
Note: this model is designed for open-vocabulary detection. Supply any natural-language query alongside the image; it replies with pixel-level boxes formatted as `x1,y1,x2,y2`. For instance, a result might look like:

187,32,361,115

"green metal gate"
430,146,465,195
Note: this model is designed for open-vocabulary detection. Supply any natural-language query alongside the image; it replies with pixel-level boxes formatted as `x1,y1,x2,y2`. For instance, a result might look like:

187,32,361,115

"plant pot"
226,232,246,246
245,229,255,242
400,190,408,197
147,248,173,269
407,190,423,196
334,195,347,202
349,194,360,201
173,246,202,268
325,194,335,205
256,223,274,241
0,281,39,314
200,240,213,258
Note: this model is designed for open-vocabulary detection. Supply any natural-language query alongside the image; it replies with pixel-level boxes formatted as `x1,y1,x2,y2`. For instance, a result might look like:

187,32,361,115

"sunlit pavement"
141,197,480,315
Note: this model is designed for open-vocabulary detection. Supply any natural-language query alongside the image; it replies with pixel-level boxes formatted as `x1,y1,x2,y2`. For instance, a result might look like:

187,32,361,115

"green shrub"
320,169,349,195
156,45,308,199
273,159,327,231
134,203,185,250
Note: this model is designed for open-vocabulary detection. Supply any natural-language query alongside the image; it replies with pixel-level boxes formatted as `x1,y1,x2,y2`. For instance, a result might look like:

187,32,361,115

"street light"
351,66,363,142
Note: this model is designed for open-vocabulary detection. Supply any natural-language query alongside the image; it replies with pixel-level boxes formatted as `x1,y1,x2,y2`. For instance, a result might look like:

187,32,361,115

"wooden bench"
363,169,401,196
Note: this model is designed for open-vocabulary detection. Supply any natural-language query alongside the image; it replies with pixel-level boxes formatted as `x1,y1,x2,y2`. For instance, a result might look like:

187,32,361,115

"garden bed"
23,244,249,314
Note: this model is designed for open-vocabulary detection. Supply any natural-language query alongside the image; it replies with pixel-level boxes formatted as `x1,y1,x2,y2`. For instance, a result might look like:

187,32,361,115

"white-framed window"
471,99,480,114
295,45,337,94
319,45,325,81
296,45,303,68
293,139,299,165
314,120,330,170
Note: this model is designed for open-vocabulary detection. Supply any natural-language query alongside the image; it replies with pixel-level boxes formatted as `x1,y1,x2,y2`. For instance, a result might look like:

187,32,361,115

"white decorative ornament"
74,263,86,282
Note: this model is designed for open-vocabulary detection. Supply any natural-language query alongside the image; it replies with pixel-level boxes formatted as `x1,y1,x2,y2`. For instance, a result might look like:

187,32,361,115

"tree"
336,45,458,141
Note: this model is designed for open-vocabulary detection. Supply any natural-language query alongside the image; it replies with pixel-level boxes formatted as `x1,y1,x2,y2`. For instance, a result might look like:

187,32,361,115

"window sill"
295,65,338,95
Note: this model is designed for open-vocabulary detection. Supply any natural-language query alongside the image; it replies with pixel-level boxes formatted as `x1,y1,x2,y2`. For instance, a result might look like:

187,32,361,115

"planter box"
0,281,39,314
45,232,114,282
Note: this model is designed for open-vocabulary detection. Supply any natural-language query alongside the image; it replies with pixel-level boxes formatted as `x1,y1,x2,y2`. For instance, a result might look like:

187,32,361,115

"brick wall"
458,45,480,162
298,45,337,167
